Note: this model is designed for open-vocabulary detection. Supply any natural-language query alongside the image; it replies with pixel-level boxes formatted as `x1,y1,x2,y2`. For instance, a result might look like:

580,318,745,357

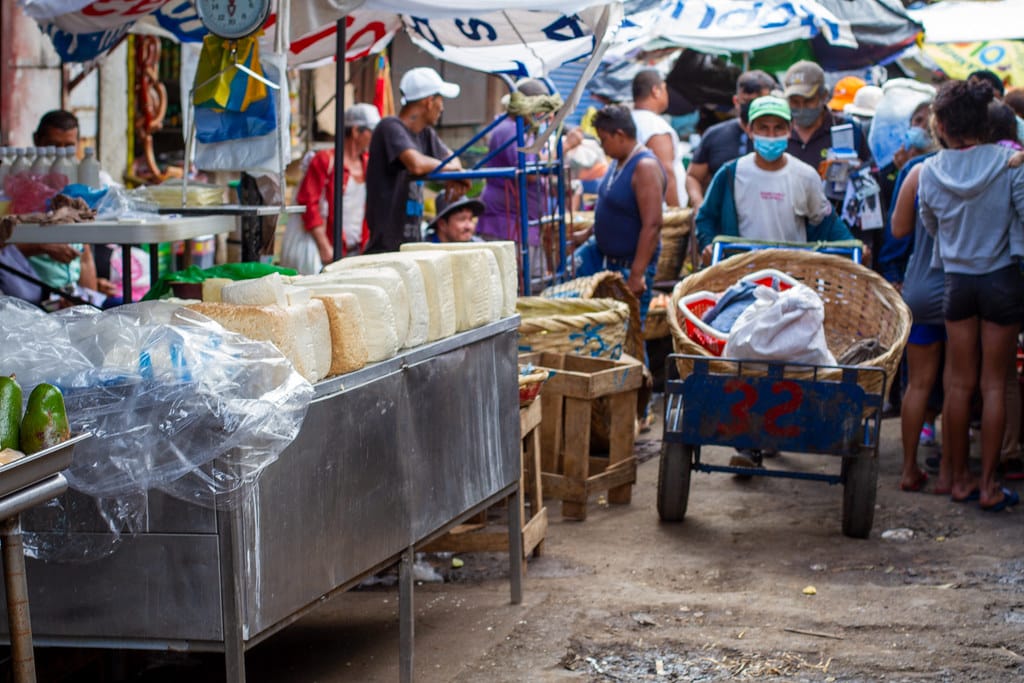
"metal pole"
333,19,346,263
507,487,523,605
516,115,531,295
399,546,415,683
1,516,35,683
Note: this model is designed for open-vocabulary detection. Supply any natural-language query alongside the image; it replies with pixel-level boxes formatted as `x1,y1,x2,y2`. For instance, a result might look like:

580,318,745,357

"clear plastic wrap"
868,79,937,170
0,297,314,561
93,185,161,220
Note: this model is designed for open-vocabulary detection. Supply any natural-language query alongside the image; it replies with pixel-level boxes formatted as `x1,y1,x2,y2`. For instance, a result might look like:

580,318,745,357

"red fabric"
295,150,369,255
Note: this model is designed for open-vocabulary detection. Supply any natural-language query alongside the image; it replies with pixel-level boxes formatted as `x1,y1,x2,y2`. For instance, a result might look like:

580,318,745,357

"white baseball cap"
399,67,460,105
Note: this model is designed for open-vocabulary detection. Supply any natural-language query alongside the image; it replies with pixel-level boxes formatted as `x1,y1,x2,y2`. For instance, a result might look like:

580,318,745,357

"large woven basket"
667,250,911,397
655,207,693,282
566,208,693,284
517,297,631,359
540,271,643,359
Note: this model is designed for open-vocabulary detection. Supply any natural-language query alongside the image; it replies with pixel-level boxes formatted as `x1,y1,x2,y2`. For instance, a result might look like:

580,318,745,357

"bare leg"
900,341,942,490
1001,358,1021,463
978,320,1019,507
943,317,980,500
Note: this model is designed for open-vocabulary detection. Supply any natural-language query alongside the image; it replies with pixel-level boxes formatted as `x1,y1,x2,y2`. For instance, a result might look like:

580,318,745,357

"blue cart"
658,354,885,538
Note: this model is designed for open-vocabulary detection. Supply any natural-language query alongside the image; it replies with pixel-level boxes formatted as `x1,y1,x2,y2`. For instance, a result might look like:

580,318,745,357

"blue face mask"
904,126,931,150
753,135,788,162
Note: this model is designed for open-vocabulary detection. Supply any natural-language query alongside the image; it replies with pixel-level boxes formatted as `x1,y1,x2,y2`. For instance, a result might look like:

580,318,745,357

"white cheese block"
221,273,288,307
201,278,232,302
290,283,399,362
325,253,443,342
188,300,332,383
399,247,498,331
293,268,417,347
398,251,457,340
284,285,311,306
402,241,517,317
313,292,369,376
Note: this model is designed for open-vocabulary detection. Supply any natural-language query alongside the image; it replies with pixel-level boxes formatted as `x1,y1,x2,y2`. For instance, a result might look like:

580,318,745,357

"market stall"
2,318,520,683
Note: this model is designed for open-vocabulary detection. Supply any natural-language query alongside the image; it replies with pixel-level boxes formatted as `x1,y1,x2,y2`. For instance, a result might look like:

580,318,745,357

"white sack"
722,284,836,365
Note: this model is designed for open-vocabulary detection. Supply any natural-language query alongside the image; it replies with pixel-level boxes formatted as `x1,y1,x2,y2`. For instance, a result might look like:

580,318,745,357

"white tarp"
606,0,857,60
908,0,1024,45
20,0,619,76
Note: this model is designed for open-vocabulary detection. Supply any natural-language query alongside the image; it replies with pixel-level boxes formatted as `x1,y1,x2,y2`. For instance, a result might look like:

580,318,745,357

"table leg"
149,244,160,285
507,486,523,604
399,546,415,683
0,516,35,683
122,245,133,304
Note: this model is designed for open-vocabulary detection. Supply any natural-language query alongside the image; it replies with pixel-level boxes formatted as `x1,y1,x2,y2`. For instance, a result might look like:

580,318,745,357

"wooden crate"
519,352,644,520
421,399,548,560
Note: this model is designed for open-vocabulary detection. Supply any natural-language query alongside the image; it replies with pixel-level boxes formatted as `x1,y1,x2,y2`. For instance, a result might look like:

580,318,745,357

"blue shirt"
594,150,657,258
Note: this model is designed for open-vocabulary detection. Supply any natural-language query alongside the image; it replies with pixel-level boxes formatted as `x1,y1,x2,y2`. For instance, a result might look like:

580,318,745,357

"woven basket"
517,297,630,359
667,250,911,397
519,367,550,407
655,207,694,282
540,272,643,359
643,293,672,340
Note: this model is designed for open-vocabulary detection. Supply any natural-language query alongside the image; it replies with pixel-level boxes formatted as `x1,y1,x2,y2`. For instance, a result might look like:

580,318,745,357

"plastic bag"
279,212,322,275
0,297,313,561
183,45,291,175
722,284,836,365
93,185,160,221
868,78,937,169
142,262,296,301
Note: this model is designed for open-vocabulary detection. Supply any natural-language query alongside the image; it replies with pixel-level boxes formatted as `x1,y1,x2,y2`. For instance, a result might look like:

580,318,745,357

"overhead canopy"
20,0,620,77
908,0,1024,44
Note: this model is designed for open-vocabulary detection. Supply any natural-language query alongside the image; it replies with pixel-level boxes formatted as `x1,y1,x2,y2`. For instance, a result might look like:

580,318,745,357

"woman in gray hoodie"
918,79,1024,512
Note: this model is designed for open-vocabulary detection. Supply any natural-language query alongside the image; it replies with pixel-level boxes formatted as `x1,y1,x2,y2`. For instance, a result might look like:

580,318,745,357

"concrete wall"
98,42,129,183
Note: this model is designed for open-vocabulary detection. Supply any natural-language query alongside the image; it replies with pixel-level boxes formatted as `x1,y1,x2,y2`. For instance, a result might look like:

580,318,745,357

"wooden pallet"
421,399,548,560
519,352,643,521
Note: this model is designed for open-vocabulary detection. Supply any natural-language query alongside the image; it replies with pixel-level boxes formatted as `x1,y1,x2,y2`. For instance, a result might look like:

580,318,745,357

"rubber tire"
657,441,692,522
842,452,878,539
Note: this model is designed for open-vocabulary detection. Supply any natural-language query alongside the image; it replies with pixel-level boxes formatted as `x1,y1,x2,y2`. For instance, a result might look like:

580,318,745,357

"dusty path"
41,416,1024,681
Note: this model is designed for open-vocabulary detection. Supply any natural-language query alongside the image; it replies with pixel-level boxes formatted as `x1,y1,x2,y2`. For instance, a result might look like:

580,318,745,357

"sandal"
899,469,929,493
980,487,1020,512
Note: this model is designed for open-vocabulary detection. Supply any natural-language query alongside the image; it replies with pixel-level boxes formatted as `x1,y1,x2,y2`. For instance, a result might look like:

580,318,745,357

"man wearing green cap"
695,96,852,264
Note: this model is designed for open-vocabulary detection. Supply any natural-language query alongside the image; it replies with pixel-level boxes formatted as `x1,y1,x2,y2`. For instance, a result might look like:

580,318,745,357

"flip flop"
980,487,1020,513
951,488,981,503
899,470,929,493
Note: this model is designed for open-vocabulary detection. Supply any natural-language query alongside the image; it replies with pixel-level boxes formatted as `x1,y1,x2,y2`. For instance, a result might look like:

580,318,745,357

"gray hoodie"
918,144,1024,275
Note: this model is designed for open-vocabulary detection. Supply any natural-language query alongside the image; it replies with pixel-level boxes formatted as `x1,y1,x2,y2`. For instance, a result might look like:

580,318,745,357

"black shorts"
944,265,1024,325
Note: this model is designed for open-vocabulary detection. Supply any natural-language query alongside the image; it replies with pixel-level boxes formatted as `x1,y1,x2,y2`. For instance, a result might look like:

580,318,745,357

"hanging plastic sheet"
0,297,313,561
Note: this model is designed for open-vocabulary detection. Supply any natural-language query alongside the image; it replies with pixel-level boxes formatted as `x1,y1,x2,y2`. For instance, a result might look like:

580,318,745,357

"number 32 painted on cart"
679,374,868,454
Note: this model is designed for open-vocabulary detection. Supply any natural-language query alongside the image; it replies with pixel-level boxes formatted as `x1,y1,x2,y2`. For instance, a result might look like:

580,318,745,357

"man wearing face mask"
695,96,852,265
783,61,871,176
685,70,776,212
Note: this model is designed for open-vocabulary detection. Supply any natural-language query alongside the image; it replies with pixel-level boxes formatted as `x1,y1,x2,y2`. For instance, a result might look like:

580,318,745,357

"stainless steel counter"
1,318,522,682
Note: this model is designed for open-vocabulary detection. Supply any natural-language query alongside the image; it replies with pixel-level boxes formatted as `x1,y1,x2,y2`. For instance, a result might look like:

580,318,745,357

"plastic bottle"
50,147,77,185
30,146,51,175
8,148,30,177
78,146,101,188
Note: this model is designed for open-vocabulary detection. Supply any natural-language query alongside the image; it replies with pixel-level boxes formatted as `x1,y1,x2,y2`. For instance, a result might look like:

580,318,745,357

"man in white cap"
365,67,470,253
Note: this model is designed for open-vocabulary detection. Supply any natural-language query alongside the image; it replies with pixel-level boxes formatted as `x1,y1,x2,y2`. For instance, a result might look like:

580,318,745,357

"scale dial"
195,0,272,40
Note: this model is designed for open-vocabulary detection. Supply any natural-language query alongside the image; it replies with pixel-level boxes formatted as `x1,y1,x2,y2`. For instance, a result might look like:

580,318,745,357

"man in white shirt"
695,96,852,264
631,69,686,207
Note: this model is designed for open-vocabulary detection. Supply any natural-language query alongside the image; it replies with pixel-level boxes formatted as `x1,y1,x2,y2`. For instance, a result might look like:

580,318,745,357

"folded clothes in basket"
701,281,758,333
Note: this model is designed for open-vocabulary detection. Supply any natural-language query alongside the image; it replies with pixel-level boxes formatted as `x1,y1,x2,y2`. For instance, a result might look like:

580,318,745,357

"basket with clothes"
668,249,911,397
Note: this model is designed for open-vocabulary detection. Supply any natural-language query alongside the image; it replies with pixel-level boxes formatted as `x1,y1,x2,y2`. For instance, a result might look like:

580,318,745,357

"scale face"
195,0,272,40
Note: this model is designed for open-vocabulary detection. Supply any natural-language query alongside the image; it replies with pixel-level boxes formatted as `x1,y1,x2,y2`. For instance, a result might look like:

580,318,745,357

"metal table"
8,216,236,303
157,205,305,263
3,319,522,683
0,433,89,683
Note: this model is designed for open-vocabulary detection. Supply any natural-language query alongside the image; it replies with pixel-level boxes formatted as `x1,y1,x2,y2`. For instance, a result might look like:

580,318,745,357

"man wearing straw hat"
695,96,852,266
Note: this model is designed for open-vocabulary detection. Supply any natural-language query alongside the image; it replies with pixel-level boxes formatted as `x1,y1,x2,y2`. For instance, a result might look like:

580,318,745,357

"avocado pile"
0,376,70,462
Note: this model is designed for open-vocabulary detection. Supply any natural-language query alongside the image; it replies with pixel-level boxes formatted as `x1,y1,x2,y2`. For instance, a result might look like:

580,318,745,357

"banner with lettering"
21,0,614,75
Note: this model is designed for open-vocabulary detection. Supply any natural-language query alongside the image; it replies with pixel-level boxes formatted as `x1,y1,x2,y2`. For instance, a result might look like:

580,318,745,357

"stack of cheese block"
184,241,518,384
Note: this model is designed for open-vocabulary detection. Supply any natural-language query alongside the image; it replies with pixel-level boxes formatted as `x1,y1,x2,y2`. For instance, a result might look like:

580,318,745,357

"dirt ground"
38,411,1024,682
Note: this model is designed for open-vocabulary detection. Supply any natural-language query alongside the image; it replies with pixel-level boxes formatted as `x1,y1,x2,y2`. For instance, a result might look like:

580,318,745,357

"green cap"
747,96,791,124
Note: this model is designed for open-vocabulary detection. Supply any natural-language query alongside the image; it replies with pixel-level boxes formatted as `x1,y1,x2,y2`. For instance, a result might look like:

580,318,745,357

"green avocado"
0,375,21,451
19,383,70,455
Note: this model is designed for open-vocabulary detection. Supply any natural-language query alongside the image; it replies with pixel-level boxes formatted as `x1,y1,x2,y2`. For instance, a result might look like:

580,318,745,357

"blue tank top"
594,150,659,258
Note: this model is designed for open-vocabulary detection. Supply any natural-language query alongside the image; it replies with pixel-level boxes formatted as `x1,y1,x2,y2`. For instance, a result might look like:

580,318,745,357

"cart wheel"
657,442,692,522
841,452,878,539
